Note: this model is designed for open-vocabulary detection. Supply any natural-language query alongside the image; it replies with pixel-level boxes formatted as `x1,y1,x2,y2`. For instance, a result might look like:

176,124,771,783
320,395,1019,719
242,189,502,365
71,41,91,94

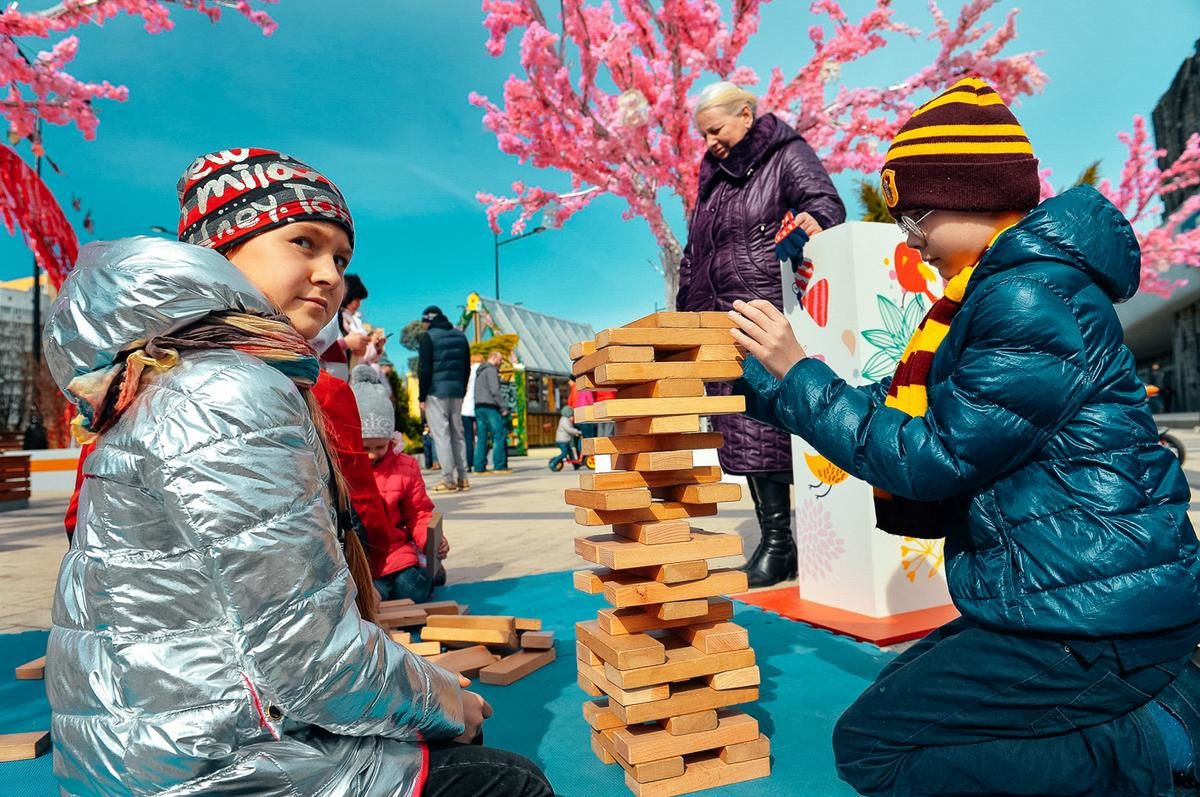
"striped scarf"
873,265,975,536
68,312,319,444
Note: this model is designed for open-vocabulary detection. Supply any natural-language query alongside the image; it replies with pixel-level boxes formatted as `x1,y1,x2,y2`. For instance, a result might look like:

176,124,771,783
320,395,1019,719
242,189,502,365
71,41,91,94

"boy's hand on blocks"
455,675,494,742
774,210,819,263
730,299,808,380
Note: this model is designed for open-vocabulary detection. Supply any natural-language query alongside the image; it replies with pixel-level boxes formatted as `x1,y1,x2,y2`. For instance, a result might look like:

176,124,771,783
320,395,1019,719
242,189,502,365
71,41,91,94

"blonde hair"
695,81,757,120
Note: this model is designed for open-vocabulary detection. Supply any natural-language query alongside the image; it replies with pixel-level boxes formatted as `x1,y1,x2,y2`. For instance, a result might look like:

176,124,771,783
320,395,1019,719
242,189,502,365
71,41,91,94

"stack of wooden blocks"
375,599,556,686
568,311,771,797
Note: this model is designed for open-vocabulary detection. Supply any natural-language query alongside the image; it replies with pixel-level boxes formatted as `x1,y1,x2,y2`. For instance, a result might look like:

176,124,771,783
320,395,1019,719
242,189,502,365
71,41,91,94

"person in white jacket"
42,148,554,797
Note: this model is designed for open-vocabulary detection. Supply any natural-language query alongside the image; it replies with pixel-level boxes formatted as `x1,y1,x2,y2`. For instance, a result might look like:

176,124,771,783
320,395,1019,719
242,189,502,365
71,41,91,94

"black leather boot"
743,475,796,588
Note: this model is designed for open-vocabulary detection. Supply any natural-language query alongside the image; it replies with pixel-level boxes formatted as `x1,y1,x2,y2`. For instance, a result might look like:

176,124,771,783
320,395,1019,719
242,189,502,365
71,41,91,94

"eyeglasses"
895,210,935,242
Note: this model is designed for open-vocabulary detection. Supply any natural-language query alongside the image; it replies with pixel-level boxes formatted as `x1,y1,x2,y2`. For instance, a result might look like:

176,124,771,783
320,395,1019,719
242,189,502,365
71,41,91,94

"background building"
0,275,52,431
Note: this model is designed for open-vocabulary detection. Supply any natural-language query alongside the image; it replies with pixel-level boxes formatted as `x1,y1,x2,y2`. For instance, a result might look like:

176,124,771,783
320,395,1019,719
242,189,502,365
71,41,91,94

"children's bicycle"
549,443,595,472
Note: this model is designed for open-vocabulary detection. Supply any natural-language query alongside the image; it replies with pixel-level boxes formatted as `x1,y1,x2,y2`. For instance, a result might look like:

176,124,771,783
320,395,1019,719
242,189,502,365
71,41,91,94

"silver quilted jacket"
43,238,465,797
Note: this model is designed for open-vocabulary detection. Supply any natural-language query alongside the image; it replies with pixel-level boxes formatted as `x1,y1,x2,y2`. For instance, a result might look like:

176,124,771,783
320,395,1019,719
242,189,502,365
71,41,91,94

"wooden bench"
0,453,30,512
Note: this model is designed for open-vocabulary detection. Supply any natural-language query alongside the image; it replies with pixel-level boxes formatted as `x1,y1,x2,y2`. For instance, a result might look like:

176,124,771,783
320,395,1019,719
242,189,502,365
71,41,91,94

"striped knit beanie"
880,78,1039,216
177,148,354,252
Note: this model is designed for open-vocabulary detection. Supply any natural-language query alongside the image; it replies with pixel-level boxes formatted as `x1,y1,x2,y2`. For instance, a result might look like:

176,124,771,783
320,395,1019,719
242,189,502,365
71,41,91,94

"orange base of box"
732,588,959,646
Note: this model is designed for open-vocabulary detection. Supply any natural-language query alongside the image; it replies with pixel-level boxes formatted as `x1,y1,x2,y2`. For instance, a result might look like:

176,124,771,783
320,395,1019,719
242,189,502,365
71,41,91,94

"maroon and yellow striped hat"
880,78,1039,216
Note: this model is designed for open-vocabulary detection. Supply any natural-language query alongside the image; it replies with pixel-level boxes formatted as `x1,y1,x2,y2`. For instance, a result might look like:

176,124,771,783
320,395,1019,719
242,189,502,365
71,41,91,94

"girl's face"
363,437,390,463
225,221,352,338
695,104,753,160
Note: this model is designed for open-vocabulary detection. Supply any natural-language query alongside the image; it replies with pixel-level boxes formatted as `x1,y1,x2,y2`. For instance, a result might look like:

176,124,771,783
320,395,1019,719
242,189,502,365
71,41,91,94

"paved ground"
5,429,1200,635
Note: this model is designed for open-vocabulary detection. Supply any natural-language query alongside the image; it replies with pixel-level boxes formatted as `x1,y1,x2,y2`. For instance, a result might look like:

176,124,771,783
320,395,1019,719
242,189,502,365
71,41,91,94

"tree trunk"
659,232,684,311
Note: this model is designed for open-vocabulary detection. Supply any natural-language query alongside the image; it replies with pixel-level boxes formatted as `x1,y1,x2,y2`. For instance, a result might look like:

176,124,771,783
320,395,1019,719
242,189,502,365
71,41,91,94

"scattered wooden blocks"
14,655,45,680
520,631,555,650
428,645,500,678
0,731,50,762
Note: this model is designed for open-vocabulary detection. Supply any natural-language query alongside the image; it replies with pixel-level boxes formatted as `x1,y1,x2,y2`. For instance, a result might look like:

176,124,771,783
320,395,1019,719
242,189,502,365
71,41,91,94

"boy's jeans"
474,406,508,471
834,616,1184,796
374,567,431,603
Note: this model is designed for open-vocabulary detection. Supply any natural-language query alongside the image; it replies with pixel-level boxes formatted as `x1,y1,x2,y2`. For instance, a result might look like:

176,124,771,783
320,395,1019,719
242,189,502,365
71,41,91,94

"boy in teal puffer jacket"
730,78,1200,797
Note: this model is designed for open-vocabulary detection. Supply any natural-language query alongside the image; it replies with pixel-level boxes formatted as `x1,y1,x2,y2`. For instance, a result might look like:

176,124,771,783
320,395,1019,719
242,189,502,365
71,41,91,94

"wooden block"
421,625,518,648
599,598,734,636
14,655,45,680
428,645,501,677
664,710,719,735
595,327,734,350
652,482,743,505
572,345,654,376
615,415,702,435
583,698,626,731
674,622,749,654
388,631,411,644
575,373,598,389
520,631,555,650
479,647,556,685
652,600,713,620
625,560,708,584
578,661,670,706
578,673,606,696
593,362,742,386
584,431,721,456
401,640,442,656
573,568,608,595
379,598,416,610
565,487,652,511
515,617,542,632
625,311,700,328
612,519,693,545
591,732,618,765
402,600,464,616
606,641,756,690
575,501,718,527
611,682,759,725
661,345,743,363
375,609,427,629
602,569,749,609
569,340,597,360
577,640,603,666
698,311,734,328
0,731,50,763
581,467,720,492
615,380,707,400
425,615,517,633
625,750,770,797
612,450,694,472
593,729,687,783
425,512,444,590
590,396,744,422
576,620,666,669
612,710,758,763
720,733,771,764
592,530,742,570
706,665,760,690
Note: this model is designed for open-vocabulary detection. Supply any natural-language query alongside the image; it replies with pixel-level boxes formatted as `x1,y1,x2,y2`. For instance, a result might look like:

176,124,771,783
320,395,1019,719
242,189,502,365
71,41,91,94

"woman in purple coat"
677,82,846,587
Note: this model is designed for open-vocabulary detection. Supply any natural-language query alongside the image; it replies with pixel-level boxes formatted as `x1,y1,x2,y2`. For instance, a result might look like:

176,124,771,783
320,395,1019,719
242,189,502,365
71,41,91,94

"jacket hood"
975,185,1141,303
698,113,800,199
44,236,276,393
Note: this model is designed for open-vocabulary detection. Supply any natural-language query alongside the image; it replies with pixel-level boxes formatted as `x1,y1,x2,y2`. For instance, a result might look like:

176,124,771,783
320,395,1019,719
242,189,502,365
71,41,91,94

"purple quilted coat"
677,112,845,475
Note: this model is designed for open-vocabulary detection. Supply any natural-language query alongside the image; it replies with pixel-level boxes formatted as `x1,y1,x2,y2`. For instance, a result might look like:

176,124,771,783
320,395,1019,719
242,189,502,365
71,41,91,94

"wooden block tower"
567,311,771,797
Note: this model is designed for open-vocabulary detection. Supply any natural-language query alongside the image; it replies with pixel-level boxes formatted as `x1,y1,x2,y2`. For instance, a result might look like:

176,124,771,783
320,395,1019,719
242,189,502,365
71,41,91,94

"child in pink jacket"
350,366,449,600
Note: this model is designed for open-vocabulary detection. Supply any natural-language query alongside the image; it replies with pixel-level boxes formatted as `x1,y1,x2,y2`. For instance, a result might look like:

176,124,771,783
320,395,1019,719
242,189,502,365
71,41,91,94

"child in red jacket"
350,365,450,601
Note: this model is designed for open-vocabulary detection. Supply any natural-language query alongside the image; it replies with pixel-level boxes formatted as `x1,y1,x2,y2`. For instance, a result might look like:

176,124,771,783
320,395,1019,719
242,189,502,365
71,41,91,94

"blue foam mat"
1,571,894,796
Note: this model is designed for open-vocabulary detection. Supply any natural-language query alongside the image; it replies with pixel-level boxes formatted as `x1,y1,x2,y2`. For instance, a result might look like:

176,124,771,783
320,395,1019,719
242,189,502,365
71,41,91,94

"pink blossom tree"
0,0,278,286
472,0,1200,305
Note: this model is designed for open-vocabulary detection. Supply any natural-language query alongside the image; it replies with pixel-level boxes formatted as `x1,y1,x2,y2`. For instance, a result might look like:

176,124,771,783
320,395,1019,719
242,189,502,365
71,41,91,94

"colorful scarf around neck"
873,264,975,536
68,311,319,444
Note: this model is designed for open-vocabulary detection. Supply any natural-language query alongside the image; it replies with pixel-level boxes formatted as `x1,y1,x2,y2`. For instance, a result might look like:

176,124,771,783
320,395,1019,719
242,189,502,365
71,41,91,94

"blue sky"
2,1,1198,337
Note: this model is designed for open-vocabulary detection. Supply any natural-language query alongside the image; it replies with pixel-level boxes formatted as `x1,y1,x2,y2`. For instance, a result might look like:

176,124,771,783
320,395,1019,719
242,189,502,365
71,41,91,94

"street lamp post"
493,225,546,300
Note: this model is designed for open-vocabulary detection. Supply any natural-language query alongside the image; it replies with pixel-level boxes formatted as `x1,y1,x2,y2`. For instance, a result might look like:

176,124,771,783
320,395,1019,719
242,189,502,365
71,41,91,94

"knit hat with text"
177,148,354,251
880,78,1040,216
349,364,396,440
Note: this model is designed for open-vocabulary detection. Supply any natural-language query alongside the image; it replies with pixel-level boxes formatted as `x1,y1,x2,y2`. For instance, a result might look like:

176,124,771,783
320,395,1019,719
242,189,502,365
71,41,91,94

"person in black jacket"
417,305,470,492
